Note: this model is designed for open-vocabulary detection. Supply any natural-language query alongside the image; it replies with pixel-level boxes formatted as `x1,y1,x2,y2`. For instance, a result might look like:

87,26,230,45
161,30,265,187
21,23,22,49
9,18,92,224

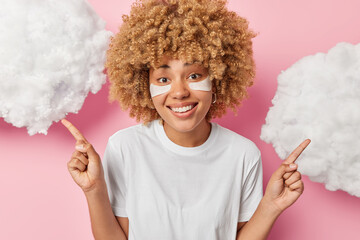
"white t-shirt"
103,120,263,240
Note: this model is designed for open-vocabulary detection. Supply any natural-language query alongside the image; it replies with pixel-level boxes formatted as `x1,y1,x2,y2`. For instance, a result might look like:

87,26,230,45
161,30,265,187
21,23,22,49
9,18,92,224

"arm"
62,119,128,240
236,139,311,240
85,184,128,240
236,222,247,232
116,216,130,239
235,199,281,240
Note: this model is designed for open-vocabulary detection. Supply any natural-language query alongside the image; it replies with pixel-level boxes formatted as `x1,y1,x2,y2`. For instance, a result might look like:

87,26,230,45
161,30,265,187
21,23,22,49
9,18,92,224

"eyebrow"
158,63,193,69
158,64,170,69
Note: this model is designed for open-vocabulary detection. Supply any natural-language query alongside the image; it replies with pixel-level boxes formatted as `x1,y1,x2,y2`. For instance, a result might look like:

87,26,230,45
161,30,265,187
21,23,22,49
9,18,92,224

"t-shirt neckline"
153,119,218,156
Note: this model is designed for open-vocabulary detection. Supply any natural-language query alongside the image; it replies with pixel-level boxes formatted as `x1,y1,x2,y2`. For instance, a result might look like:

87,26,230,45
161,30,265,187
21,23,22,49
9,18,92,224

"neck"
163,119,211,147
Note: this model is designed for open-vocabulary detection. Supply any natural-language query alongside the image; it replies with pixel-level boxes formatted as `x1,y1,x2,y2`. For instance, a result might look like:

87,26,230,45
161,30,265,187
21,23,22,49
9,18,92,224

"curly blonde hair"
105,0,257,123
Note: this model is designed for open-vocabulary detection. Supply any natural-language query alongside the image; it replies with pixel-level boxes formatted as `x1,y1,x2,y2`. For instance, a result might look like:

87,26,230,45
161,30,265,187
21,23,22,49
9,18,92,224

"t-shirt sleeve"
238,152,263,222
102,137,128,217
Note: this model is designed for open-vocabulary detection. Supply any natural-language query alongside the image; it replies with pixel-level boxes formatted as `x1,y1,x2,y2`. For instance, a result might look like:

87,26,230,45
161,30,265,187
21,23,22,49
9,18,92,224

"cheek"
195,91,212,108
188,76,212,91
151,94,167,108
150,84,171,97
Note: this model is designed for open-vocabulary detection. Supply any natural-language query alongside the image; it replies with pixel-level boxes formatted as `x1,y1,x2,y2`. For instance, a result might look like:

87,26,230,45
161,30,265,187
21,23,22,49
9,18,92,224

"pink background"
1,0,360,239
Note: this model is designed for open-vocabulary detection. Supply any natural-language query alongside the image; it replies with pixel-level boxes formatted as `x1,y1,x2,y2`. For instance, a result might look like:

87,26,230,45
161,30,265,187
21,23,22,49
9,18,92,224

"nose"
169,79,190,99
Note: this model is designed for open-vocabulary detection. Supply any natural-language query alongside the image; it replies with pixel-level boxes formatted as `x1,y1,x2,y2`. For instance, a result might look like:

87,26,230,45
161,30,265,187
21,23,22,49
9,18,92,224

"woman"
62,0,310,239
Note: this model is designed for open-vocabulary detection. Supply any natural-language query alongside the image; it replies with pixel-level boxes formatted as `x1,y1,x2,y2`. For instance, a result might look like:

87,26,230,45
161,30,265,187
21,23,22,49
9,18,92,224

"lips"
167,103,198,113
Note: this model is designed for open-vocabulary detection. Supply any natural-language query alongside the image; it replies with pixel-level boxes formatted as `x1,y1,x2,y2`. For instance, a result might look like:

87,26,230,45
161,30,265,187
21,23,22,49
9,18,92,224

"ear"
211,78,217,93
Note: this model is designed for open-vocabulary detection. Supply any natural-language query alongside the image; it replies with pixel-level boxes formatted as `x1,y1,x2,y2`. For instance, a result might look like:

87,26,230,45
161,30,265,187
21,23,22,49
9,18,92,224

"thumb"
75,141,99,160
272,163,298,180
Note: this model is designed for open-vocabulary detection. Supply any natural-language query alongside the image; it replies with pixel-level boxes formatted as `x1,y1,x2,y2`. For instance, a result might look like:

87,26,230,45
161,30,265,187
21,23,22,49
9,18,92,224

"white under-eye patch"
150,84,171,97
150,76,211,97
188,76,211,91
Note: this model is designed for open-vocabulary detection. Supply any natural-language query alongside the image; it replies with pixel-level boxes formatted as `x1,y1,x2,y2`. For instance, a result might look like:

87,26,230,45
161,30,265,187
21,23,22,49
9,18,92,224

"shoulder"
109,124,141,142
214,123,261,161
107,121,157,146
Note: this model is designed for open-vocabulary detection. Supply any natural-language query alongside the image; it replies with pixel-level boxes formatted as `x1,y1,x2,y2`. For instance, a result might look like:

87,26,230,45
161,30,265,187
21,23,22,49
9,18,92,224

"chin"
165,115,206,133
170,121,197,133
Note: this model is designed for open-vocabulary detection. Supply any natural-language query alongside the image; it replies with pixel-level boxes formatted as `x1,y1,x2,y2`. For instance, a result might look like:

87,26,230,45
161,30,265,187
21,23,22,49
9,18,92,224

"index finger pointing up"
283,139,311,164
61,119,88,142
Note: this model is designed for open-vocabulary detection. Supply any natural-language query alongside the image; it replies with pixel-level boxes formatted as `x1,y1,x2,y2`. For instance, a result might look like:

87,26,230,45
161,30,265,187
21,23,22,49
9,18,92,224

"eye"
158,77,170,84
188,73,201,80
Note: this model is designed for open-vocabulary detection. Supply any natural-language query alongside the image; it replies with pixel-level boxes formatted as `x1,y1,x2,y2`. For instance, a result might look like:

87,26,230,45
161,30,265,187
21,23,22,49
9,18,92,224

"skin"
149,56,213,147
236,139,311,240
62,57,311,240
61,118,128,239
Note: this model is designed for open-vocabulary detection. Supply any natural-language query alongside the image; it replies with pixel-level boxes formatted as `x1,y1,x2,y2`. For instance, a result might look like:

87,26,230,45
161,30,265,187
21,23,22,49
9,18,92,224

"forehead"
151,55,206,72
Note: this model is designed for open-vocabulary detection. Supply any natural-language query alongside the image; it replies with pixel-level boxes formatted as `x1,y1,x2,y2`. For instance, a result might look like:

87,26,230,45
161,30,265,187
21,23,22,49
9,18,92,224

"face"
149,56,212,133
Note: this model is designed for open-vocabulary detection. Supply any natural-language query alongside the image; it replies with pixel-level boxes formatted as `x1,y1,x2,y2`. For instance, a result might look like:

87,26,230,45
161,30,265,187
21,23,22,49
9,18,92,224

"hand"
263,139,311,213
61,119,105,193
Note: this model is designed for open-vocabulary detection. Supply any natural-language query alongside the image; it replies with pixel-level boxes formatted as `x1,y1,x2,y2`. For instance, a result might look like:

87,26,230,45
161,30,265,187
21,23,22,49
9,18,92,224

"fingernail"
290,164,297,168
76,145,84,150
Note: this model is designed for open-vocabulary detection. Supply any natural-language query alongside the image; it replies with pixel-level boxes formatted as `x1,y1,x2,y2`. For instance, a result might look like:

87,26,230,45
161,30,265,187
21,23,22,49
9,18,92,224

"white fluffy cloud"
261,42,360,197
0,0,112,135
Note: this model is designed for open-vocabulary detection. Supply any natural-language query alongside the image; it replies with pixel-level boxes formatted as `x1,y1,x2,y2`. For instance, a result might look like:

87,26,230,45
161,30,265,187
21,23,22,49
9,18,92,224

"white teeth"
171,105,194,113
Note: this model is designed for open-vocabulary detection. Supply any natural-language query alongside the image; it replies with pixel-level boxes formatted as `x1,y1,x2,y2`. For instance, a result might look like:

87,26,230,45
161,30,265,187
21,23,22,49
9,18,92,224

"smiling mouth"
167,103,198,113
